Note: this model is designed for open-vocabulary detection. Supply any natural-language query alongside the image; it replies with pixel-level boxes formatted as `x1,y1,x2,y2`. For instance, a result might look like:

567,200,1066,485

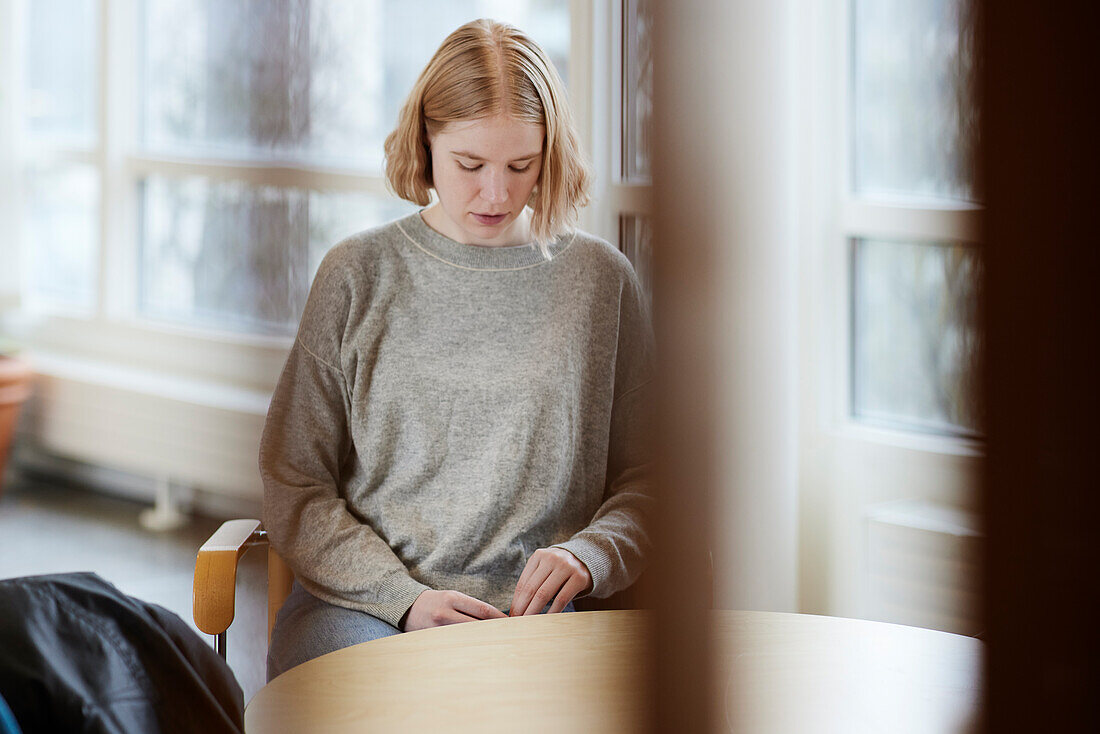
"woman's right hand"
402,589,507,632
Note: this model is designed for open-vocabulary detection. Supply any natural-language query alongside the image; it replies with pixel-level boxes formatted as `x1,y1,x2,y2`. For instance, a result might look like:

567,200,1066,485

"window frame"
797,0,985,620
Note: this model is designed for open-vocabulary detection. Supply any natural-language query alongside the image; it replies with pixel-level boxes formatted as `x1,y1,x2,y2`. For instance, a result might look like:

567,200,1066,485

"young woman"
260,18,655,681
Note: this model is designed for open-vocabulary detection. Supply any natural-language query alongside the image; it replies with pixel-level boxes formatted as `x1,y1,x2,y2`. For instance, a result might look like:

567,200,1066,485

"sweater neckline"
395,209,573,270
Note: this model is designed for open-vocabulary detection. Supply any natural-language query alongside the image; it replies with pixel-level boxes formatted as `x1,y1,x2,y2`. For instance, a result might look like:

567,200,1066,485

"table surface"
245,610,982,733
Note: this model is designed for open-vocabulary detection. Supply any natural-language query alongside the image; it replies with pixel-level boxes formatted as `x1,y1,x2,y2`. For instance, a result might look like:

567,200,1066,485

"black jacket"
0,573,243,734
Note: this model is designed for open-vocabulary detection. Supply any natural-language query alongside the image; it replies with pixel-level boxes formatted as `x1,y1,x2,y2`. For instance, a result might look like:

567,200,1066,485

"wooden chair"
193,520,292,659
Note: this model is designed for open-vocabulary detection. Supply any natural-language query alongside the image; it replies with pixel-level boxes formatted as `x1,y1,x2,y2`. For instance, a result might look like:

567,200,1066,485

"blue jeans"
267,581,576,682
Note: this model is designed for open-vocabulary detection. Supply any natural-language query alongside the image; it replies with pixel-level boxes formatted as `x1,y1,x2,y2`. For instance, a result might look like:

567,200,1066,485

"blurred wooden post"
647,1,721,730
648,0,798,731
982,1,1100,732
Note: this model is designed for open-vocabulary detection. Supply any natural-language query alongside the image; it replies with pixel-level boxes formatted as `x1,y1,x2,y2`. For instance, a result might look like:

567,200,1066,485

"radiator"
12,351,269,514
865,500,982,636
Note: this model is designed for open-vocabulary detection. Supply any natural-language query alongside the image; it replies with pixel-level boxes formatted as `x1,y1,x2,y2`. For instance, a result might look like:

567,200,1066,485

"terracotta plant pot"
0,354,34,499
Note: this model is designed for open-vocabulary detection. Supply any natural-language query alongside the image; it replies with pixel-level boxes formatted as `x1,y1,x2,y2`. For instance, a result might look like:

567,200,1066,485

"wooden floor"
0,468,269,701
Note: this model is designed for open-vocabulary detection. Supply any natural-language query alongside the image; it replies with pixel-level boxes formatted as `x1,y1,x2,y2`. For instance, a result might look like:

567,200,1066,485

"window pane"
139,0,570,170
622,0,652,181
24,0,98,145
137,175,415,336
851,238,981,436
618,215,653,307
22,162,99,311
307,189,418,277
852,0,978,202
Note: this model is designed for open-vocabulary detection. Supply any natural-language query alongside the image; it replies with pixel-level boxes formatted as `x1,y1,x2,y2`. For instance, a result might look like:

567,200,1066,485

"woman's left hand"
509,547,592,616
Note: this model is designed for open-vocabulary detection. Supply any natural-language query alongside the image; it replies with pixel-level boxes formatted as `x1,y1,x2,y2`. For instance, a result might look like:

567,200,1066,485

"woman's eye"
456,162,530,173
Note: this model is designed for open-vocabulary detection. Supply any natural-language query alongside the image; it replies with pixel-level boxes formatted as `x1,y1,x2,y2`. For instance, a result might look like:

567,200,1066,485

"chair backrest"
195,519,295,658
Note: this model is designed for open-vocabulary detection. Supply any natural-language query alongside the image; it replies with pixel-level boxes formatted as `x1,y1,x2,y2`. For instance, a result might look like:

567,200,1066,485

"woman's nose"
480,171,508,204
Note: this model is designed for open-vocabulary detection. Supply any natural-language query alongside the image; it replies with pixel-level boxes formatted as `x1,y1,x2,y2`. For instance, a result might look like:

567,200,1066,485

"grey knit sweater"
259,210,655,628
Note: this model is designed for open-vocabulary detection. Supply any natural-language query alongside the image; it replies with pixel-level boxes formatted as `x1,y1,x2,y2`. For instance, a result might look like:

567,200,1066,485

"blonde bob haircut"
384,19,592,257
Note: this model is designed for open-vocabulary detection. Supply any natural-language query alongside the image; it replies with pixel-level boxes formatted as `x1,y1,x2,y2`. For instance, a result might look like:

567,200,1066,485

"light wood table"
713,611,981,733
245,610,981,733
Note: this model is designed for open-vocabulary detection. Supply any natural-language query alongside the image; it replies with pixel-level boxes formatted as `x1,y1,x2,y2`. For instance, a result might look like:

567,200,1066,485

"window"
846,0,982,438
798,0,983,629
851,237,981,437
24,0,98,147
621,0,651,183
18,0,100,314
23,161,100,313
7,0,574,352
613,0,653,303
138,1,570,170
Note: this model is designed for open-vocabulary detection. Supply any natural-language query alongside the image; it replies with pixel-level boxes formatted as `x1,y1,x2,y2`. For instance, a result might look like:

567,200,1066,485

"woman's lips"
472,212,508,226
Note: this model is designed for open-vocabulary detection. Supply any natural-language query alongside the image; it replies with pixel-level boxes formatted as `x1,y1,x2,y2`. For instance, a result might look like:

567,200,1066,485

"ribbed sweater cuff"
550,539,612,599
373,574,433,629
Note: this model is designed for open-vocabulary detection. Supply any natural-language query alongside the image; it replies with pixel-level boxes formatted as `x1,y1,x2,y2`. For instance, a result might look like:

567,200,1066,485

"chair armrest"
193,519,266,635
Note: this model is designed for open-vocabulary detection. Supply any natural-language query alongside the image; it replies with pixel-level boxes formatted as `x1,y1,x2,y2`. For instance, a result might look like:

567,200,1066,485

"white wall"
660,0,800,613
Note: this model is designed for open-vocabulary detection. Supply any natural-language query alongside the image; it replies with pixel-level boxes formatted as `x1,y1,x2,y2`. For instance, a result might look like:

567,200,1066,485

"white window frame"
598,0,651,248
797,0,984,619
2,0,610,394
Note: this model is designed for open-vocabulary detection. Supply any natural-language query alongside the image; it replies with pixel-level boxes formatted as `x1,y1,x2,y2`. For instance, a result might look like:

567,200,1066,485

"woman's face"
427,114,545,246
